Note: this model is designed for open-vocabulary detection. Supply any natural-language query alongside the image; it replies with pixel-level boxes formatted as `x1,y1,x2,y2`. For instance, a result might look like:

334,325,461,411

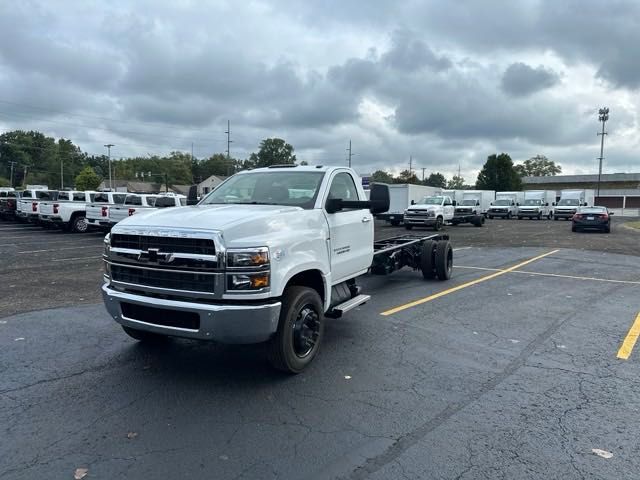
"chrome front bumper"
404,216,436,225
102,284,281,344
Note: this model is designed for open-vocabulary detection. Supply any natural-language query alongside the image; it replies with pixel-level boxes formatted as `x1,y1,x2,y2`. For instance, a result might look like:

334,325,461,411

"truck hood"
112,204,303,231
408,205,441,211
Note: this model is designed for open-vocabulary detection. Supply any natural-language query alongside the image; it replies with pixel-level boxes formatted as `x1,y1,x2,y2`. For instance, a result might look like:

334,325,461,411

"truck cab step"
326,294,370,318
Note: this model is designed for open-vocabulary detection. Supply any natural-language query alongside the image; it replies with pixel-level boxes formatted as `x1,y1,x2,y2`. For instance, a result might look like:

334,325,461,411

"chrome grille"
111,264,216,293
111,234,215,255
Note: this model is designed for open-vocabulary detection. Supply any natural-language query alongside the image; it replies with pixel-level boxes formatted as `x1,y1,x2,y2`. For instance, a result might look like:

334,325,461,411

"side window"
113,194,126,204
326,173,360,210
444,196,452,206
73,192,86,201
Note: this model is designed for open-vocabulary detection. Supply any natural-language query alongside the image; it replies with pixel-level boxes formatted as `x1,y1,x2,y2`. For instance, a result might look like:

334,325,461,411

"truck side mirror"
411,199,415,205
369,183,390,214
325,198,343,214
552,202,556,206
545,202,549,206
187,185,199,205
452,200,457,206
476,201,480,206
490,202,493,206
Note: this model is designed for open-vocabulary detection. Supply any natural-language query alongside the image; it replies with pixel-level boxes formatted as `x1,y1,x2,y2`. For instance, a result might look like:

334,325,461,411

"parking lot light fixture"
104,144,115,190
597,108,609,198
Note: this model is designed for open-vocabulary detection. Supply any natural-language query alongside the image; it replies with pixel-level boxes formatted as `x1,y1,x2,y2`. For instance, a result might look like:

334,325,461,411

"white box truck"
487,191,525,219
455,190,495,217
518,190,556,220
553,189,595,220
377,184,440,226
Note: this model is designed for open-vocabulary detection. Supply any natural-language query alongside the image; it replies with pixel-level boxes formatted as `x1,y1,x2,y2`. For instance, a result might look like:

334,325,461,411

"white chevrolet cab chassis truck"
102,166,453,373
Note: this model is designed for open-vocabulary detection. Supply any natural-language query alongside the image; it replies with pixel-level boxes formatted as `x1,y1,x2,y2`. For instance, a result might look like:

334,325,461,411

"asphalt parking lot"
2,217,640,479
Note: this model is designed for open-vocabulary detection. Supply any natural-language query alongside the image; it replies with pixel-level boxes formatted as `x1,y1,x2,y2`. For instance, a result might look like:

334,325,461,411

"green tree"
74,166,101,191
447,175,465,189
371,170,394,183
246,138,296,168
514,155,562,177
476,153,522,191
425,172,447,188
394,169,420,184
0,176,10,187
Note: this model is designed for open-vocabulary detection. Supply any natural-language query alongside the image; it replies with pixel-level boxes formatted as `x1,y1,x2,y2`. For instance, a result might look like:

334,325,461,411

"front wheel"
517,216,522,220
506,212,512,219
404,224,413,230
390,220,400,226
267,286,324,374
488,215,493,219
433,216,443,231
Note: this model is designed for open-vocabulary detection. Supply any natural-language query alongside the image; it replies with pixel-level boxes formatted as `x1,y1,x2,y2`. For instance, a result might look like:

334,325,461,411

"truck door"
324,172,374,283
443,196,455,219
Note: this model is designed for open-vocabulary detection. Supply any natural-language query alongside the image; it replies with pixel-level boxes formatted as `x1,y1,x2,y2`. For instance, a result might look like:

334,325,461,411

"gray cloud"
501,63,560,96
0,0,637,178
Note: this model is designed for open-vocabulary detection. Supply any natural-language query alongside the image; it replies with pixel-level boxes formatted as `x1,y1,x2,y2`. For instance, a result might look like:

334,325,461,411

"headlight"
103,233,111,257
227,272,270,290
226,247,269,268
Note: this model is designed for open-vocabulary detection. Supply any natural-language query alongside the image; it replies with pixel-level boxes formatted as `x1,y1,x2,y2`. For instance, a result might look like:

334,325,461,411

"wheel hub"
292,306,320,358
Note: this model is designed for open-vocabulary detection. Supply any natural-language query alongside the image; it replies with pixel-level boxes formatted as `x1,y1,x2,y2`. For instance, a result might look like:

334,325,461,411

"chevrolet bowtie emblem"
138,248,173,263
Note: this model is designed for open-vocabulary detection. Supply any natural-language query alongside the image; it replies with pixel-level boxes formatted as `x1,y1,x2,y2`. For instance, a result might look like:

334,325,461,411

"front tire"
571,225,577,232
404,224,413,230
433,216,443,231
267,286,324,374
390,220,400,226
488,215,493,219
506,212,512,219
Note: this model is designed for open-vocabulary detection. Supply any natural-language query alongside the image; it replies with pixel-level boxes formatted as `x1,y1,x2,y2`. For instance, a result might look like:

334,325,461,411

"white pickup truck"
86,192,128,230
17,189,58,222
107,194,159,227
403,195,456,230
102,166,454,373
39,191,97,232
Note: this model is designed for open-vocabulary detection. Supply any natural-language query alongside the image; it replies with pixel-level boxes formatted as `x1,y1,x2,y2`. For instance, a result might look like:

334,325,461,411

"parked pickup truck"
0,190,20,219
102,166,454,373
403,195,456,231
39,191,97,232
17,189,58,222
107,194,159,227
86,192,128,230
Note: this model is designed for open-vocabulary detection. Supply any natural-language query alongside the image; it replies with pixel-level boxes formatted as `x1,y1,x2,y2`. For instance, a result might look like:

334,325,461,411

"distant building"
198,175,227,197
522,173,640,211
97,180,177,194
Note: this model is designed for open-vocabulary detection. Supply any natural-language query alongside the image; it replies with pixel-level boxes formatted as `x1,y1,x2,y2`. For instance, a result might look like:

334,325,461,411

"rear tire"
70,215,88,233
434,241,453,281
517,216,522,220
571,225,577,232
122,326,168,342
605,225,611,233
472,216,483,227
553,216,558,221
267,286,324,374
420,240,436,279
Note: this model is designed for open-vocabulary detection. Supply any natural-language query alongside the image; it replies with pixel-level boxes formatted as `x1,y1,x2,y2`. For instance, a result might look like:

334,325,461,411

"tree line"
0,131,299,190
0,130,562,192
371,153,561,191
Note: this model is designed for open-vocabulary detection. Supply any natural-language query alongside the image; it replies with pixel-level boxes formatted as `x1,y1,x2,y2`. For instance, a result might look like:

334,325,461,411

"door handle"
362,216,371,223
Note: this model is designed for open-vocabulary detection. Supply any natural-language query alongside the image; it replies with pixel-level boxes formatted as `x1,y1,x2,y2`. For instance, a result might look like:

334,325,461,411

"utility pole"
104,144,115,190
346,140,353,168
409,155,413,177
60,158,64,189
597,107,609,199
225,120,232,176
9,161,16,187
165,173,169,193
421,167,426,182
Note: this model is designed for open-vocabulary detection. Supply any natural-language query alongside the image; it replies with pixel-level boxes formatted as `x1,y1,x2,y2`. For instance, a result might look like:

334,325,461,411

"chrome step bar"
327,294,370,318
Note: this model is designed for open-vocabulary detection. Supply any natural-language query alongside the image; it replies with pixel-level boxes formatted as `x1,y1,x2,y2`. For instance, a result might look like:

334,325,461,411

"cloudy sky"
0,0,638,181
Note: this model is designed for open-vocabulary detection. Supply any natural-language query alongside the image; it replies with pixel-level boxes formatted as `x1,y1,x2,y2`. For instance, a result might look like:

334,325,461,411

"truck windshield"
523,199,541,206
558,199,579,206
493,199,511,206
418,196,444,205
201,171,325,209
461,199,476,206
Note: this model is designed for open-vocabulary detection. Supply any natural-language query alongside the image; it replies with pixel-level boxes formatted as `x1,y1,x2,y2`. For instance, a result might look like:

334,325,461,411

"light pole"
104,144,115,190
597,108,609,199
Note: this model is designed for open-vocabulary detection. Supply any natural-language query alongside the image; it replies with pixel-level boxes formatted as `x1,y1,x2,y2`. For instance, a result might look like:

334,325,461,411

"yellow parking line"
455,266,640,285
381,250,559,316
617,312,640,360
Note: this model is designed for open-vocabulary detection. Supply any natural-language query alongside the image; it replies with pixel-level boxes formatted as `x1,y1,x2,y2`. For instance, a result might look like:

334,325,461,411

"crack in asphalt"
343,310,576,480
